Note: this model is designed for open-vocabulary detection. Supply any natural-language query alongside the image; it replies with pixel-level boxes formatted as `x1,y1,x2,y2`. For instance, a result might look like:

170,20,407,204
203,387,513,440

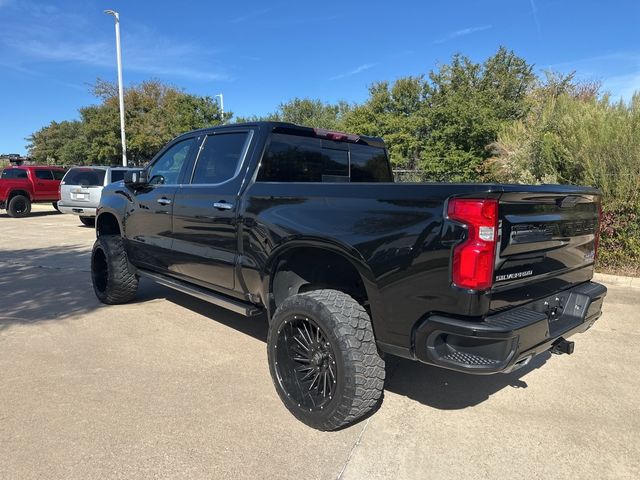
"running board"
137,269,262,317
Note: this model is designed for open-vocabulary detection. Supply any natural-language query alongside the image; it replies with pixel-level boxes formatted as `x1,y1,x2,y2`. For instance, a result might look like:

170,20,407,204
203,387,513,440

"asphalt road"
1,205,638,479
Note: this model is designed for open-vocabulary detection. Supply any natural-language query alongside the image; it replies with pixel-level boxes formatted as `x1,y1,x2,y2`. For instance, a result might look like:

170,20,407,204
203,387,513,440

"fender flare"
261,237,385,336
95,188,130,237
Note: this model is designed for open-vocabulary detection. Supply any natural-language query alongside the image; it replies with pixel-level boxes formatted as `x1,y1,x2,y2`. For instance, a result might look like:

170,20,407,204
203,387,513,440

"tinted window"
1,169,28,179
63,168,106,187
148,138,195,185
258,134,349,182
52,170,65,180
35,169,54,180
191,133,249,184
350,144,392,182
110,170,126,183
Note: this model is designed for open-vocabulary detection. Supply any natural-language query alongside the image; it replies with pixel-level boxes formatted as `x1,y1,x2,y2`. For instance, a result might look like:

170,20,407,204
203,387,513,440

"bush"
599,205,640,276
486,75,640,275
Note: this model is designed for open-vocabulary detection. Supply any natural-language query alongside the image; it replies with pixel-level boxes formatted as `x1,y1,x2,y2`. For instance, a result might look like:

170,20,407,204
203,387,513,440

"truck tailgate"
491,190,600,312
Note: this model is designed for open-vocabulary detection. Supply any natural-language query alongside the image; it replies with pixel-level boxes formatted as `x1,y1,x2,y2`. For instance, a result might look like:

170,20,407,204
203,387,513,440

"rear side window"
62,168,106,187
258,134,349,182
350,144,392,182
257,133,389,182
1,169,28,179
52,170,65,180
35,170,54,180
110,170,126,183
191,132,250,184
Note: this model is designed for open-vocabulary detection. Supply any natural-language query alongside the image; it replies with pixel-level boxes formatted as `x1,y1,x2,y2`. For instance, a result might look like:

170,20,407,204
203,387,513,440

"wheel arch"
96,210,122,237
262,239,383,334
8,189,32,202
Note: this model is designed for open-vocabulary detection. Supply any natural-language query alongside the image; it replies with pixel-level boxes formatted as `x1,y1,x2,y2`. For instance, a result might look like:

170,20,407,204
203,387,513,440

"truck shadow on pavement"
0,245,101,330
383,353,551,410
149,286,551,412
0,243,550,413
0,210,61,219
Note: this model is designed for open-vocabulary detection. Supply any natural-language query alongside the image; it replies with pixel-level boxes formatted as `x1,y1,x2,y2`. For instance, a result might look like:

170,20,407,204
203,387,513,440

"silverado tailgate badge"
495,270,534,282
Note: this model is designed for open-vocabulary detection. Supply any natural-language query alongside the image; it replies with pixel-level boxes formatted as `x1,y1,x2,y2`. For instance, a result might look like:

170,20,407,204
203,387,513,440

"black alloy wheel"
267,289,385,430
273,315,338,411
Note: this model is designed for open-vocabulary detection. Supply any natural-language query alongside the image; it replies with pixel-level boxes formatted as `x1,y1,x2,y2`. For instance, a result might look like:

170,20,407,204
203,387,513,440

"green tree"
343,47,535,179
26,120,87,165
27,79,227,166
343,77,425,170
236,97,350,130
420,47,535,180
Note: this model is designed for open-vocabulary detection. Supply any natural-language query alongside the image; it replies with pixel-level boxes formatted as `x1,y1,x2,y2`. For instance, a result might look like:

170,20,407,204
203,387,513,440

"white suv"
57,166,135,226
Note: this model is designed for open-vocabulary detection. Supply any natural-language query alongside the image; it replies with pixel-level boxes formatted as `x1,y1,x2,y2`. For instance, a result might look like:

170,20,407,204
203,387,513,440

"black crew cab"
91,121,607,430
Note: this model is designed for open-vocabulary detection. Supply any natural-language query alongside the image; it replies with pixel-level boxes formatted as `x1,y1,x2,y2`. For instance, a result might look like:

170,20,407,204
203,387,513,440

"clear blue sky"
1,0,639,154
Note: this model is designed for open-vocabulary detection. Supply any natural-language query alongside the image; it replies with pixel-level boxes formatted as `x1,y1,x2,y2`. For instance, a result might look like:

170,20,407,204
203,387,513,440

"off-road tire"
80,216,95,227
267,289,385,430
7,195,31,218
91,235,138,304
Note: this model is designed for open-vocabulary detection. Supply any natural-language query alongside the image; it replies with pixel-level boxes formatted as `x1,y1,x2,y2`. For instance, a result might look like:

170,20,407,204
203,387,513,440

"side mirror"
124,169,148,186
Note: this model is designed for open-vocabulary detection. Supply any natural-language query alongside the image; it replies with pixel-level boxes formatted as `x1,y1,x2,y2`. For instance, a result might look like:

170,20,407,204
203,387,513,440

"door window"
1,169,28,179
191,133,250,185
35,170,54,180
148,138,196,185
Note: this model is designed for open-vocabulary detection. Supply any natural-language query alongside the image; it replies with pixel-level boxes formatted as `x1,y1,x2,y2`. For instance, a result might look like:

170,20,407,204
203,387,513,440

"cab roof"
174,121,386,149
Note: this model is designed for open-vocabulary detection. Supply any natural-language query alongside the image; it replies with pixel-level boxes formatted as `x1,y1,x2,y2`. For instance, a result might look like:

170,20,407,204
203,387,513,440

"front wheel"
91,235,138,304
52,202,61,213
267,289,385,431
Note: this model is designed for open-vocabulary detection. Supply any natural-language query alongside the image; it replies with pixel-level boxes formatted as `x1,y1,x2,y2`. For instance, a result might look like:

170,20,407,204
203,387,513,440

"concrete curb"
593,272,640,289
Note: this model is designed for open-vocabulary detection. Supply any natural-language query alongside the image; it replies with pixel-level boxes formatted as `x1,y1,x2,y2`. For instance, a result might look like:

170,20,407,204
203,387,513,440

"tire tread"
92,235,138,304
269,289,385,430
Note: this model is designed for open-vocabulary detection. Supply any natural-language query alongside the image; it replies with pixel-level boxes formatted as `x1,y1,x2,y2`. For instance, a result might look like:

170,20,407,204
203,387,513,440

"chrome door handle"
157,197,172,206
213,201,233,210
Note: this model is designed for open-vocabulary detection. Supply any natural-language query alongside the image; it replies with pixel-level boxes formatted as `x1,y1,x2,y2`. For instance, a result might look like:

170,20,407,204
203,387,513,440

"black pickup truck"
92,121,607,430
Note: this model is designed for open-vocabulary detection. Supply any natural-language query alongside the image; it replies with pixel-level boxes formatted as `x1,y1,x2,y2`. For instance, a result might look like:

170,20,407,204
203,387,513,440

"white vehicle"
57,166,135,226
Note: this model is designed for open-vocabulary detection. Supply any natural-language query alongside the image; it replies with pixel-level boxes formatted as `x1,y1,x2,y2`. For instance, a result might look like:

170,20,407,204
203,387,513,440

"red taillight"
447,198,499,291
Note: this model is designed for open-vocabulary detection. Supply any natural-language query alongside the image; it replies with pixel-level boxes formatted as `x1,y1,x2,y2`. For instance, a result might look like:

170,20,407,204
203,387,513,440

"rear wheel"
91,235,138,304
80,216,95,227
267,289,385,430
52,202,61,213
7,195,31,218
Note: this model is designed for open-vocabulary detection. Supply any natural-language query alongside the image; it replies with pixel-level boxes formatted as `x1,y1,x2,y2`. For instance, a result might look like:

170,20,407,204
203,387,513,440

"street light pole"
215,93,224,122
105,9,127,166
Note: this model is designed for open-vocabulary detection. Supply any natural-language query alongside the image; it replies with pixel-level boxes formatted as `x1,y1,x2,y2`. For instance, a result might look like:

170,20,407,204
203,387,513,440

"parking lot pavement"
1,204,639,479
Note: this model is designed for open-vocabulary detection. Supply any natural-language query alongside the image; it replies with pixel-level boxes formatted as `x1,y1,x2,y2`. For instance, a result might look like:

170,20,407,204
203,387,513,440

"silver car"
57,166,135,226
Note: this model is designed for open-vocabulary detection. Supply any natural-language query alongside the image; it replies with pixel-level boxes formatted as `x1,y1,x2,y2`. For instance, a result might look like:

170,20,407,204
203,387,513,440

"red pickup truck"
0,166,66,217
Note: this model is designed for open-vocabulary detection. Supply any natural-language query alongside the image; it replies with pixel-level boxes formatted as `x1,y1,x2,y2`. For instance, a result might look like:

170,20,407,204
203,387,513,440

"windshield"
62,168,106,187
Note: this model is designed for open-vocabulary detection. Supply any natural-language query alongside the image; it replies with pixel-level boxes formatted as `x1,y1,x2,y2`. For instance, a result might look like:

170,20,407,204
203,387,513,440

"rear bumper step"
413,281,607,374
